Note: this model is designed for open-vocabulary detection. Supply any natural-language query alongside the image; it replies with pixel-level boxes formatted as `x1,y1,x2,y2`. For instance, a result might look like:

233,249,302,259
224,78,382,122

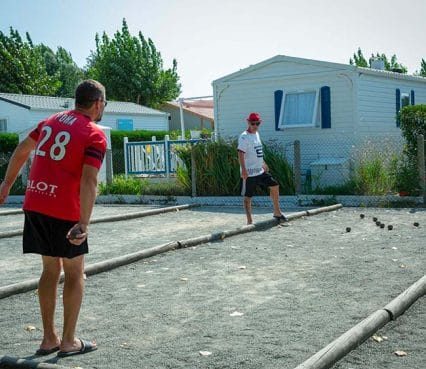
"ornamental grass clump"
351,139,400,195
175,140,295,196
175,140,240,195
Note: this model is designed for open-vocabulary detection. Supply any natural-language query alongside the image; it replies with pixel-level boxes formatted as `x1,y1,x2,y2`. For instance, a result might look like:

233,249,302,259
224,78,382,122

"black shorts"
240,172,278,197
23,211,88,259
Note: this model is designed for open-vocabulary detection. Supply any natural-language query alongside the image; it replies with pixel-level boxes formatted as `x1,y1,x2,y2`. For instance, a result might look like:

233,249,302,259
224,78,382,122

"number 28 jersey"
23,110,107,221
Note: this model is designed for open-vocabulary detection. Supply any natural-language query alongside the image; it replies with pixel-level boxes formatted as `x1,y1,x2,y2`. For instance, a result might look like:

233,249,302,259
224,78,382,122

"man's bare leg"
270,185,284,217
38,256,62,350
60,255,95,352
244,196,253,224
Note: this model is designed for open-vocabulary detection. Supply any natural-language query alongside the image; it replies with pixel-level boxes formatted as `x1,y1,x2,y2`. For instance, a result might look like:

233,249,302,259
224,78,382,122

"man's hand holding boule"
67,223,88,245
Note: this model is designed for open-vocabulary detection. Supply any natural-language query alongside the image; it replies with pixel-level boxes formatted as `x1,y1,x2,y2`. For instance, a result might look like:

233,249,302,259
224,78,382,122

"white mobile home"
0,93,169,133
212,55,426,184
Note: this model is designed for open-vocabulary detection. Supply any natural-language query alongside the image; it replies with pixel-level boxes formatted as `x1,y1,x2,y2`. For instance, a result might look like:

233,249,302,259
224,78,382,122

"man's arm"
238,150,248,180
0,137,36,204
67,164,99,245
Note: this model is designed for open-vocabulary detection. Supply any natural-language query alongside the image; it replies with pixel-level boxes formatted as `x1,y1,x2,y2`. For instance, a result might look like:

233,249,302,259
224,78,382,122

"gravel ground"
0,205,290,287
0,207,425,369
0,204,162,232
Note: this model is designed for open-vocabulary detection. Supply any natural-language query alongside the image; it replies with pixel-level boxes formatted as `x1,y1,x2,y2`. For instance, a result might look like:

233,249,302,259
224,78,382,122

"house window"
117,119,134,131
278,90,319,128
0,119,7,132
401,93,410,109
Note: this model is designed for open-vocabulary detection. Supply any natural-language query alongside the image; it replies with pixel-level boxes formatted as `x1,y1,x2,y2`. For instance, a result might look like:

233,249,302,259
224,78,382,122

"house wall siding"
357,74,426,138
100,113,169,131
0,100,31,132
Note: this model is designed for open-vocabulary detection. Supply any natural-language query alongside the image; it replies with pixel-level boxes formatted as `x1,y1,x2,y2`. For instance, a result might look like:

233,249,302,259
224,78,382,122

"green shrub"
98,175,143,195
0,133,19,154
98,175,189,196
309,180,357,195
394,157,420,195
141,181,189,196
399,105,426,162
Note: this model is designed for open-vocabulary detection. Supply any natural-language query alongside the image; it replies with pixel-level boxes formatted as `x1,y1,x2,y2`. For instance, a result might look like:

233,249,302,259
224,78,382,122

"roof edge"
212,55,356,84
0,96,30,110
356,67,426,82
162,102,214,120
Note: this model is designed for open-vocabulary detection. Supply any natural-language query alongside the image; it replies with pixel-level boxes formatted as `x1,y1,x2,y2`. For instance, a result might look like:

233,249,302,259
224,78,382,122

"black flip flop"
35,346,60,356
273,214,288,222
57,339,97,358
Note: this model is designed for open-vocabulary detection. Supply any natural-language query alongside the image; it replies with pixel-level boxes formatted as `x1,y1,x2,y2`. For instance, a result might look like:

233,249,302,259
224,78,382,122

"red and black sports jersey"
23,110,107,221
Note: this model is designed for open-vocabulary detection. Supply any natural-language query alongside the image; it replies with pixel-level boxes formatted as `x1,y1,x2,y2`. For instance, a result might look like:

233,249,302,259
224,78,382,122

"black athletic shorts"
240,172,278,197
23,211,88,259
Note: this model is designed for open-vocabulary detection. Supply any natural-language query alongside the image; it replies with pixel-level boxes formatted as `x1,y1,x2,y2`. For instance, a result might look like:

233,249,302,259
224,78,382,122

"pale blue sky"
1,0,425,98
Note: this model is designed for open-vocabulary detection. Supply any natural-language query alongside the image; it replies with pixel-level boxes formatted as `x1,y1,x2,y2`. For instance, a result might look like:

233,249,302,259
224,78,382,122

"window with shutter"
276,89,319,129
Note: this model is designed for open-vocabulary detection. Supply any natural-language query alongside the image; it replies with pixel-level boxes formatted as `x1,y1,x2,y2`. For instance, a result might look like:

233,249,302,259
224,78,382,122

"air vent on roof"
370,58,385,70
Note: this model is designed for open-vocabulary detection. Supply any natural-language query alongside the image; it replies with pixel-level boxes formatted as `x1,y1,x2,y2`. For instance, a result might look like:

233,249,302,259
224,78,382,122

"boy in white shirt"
238,112,287,225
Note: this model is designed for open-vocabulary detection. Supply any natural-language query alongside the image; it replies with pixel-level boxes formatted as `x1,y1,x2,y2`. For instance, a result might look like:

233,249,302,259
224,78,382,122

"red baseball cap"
246,112,262,122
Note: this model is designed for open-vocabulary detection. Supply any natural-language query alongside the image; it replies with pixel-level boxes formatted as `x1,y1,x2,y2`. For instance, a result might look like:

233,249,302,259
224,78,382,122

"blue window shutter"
396,88,401,127
320,86,331,129
274,90,283,131
411,90,415,105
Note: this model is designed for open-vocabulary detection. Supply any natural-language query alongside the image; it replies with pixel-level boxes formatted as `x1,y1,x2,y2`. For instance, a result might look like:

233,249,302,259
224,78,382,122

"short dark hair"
75,80,105,109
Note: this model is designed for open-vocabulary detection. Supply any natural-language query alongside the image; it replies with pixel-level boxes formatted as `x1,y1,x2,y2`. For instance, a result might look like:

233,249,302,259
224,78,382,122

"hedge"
111,130,170,149
0,133,19,154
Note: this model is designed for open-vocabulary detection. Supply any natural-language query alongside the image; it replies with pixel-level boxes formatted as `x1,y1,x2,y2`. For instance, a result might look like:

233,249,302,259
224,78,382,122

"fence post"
294,140,302,194
191,143,197,197
105,149,113,184
123,137,129,178
165,135,170,178
417,134,426,203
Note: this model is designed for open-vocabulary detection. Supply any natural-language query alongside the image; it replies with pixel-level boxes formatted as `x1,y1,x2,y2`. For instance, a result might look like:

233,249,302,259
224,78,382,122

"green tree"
0,27,60,95
349,48,368,67
38,45,85,97
87,19,181,107
420,58,426,77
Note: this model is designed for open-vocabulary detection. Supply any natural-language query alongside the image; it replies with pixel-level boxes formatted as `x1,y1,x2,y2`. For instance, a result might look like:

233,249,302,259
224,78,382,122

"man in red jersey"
0,80,107,357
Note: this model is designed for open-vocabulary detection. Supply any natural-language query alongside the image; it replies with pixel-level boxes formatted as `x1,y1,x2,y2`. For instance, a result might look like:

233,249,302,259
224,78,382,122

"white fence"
124,136,205,176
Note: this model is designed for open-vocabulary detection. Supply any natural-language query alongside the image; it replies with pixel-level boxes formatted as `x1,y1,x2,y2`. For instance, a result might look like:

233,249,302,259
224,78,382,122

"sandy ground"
0,206,425,369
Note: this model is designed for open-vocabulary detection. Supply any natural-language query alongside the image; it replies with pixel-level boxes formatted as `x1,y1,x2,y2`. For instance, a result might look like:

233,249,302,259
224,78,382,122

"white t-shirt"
238,130,264,177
